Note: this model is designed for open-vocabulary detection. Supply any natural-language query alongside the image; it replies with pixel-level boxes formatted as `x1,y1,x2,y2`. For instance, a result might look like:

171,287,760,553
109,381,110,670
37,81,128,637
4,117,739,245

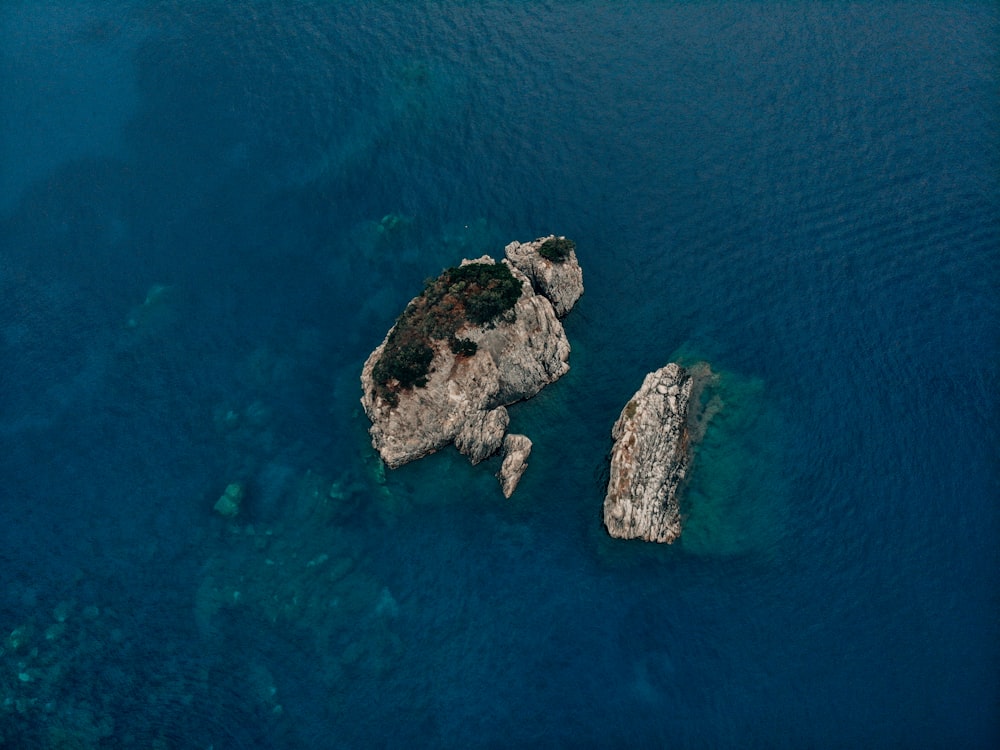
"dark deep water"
1,2,998,747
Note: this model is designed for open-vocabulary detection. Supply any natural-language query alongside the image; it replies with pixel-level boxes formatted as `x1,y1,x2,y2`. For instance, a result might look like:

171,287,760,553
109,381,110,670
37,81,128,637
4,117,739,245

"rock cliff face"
497,434,532,498
504,236,584,318
604,363,705,543
361,241,582,494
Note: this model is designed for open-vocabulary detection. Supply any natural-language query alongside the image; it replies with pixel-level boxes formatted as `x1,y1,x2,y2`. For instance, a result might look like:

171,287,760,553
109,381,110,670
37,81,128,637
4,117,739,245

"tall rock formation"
360,239,583,495
497,434,532,498
504,236,584,318
604,362,711,543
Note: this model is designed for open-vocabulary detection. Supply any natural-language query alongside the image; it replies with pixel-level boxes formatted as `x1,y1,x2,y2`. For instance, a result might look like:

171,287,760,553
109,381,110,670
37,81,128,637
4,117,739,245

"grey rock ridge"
504,236,584,318
603,362,712,543
361,240,582,494
497,434,532,498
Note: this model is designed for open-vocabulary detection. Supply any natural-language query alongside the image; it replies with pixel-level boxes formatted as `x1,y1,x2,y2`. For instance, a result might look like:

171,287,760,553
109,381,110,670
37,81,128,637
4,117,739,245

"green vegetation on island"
448,336,479,357
538,237,575,263
372,261,523,405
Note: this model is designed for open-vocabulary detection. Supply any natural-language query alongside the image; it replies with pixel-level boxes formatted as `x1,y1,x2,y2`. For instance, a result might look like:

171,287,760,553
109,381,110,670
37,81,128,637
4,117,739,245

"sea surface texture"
1,2,997,747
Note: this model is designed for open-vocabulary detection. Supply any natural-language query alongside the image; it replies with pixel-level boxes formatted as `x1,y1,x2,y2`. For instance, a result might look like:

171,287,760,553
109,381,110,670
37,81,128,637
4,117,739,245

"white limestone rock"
504,236,584,318
360,252,574,487
497,434,532,498
603,363,706,543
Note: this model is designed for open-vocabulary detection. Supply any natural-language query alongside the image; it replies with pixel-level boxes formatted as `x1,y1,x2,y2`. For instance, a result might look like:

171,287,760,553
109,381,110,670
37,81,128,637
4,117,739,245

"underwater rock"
52,601,72,623
361,244,581,493
376,212,412,236
81,605,100,621
603,362,712,543
213,482,245,518
124,283,173,330
0,599,134,746
374,587,400,619
504,235,584,318
195,471,405,688
497,433,532,498
671,364,790,558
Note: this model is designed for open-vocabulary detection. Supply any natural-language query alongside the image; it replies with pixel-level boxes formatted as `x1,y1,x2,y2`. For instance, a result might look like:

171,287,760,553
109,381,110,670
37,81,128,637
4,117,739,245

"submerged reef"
604,362,717,543
0,599,182,748
124,283,175,332
213,481,245,518
360,236,583,495
197,469,404,689
676,365,791,558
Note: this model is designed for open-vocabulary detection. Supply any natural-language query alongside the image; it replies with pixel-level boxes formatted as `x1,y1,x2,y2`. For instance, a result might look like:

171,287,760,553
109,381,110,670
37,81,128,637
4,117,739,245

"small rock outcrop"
603,363,709,543
214,482,245,518
497,434,532,498
361,240,582,493
504,236,584,318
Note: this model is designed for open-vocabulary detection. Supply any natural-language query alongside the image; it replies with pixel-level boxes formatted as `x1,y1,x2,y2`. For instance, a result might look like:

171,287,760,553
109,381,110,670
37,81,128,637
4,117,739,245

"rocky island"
604,362,715,543
361,236,583,496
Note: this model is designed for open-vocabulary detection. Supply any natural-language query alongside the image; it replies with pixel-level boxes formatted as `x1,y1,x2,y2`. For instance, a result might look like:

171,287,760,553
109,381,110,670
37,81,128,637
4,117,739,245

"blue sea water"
1,1,998,747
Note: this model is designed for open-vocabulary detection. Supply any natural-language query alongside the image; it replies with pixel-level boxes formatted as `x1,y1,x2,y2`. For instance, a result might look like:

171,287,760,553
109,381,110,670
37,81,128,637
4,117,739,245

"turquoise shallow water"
1,2,998,747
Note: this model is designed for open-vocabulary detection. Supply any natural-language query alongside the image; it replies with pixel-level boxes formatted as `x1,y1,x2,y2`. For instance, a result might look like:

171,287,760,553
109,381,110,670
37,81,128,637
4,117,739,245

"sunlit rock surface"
503,235,584,318
604,362,715,543
497,433,532,498
361,240,583,494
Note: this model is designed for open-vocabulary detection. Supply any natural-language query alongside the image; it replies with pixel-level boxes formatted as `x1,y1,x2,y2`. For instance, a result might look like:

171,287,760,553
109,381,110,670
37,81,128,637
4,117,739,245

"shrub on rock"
538,237,575,263
373,261,521,403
